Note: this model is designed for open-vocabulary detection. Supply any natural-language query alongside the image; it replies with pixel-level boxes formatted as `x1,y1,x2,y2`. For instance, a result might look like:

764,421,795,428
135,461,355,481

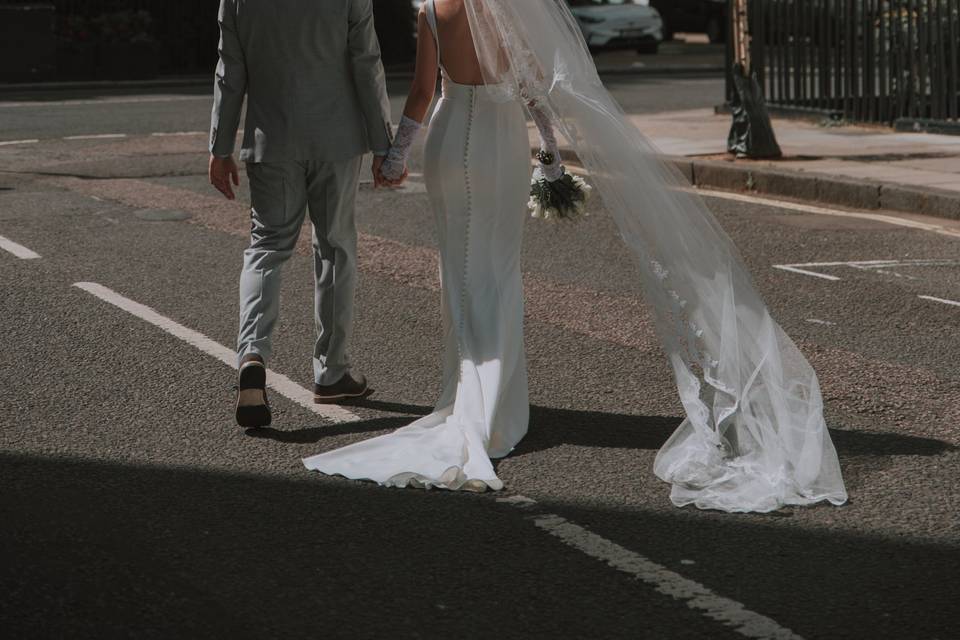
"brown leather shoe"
236,360,271,428
314,373,372,404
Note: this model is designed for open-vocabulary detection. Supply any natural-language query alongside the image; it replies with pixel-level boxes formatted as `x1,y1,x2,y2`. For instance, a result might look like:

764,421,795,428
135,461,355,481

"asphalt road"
1,78,958,640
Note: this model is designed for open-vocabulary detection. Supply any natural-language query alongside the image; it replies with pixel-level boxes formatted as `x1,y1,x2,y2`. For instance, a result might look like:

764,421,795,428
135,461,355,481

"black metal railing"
728,0,960,129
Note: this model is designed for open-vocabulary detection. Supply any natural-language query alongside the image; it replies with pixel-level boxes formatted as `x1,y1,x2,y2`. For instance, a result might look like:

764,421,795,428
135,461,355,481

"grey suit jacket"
210,0,393,163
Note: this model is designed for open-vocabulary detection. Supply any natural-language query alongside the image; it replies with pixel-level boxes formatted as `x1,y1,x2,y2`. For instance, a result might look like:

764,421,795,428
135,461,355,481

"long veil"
462,0,847,513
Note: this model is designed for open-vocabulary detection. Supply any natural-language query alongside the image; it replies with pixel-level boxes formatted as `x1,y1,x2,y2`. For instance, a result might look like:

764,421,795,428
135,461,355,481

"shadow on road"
246,400,955,461
1,452,730,640
2,451,956,639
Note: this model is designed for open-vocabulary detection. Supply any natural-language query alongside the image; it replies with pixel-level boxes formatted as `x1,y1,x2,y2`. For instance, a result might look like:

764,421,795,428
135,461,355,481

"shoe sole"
313,387,374,405
236,363,271,428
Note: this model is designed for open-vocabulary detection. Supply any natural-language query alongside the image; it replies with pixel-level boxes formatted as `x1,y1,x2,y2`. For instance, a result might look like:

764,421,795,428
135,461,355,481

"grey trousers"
238,156,362,385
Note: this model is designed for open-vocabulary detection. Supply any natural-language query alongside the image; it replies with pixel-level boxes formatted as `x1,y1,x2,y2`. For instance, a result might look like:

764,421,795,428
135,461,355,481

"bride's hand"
372,155,386,188
379,158,409,187
386,166,409,187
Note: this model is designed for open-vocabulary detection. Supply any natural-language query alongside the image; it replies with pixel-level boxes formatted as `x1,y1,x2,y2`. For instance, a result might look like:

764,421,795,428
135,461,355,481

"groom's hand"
371,155,388,188
372,155,408,188
209,154,240,200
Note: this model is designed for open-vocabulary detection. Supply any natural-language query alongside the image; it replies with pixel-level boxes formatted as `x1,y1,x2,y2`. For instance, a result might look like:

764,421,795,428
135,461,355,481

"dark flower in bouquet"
528,150,592,221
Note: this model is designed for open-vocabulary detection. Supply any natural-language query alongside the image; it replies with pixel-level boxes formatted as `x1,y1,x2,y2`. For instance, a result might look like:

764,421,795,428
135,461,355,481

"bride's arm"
402,7,439,123
380,8,438,181
527,100,563,181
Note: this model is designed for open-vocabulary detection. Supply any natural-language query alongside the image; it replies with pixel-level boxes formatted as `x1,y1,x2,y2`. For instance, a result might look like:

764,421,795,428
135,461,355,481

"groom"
208,0,400,428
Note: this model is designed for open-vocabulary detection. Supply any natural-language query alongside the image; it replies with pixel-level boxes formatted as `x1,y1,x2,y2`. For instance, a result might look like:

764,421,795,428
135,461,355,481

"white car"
568,0,664,54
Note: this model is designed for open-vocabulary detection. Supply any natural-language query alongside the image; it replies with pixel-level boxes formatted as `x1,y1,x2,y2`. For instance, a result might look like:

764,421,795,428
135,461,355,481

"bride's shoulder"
433,0,464,16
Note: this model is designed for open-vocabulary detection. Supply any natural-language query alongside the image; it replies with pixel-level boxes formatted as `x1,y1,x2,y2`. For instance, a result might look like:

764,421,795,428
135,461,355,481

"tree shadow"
245,416,412,444
2,451,956,639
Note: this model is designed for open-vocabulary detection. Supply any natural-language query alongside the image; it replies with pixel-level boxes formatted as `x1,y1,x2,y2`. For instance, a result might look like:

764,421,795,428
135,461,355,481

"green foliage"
57,10,156,45
530,172,590,221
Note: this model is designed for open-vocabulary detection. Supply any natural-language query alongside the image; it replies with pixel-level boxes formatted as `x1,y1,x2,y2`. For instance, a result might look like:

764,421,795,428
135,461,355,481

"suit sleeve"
210,0,247,157
348,0,394,155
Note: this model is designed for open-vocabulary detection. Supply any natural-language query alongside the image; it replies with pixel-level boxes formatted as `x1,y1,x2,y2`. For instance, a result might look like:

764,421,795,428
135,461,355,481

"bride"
304,0,849,513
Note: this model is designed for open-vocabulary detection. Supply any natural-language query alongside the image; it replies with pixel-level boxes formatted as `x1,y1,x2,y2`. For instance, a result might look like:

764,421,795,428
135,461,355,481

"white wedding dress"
307,0,848,512
303,3,531,491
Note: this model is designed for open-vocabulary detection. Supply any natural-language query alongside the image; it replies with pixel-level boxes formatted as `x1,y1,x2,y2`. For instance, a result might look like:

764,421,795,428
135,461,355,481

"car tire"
637,42,659,55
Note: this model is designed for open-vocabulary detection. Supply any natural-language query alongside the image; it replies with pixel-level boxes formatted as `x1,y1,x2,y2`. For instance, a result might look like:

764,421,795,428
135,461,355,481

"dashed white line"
63,133,128,141
0,234,41,259
918,294,960,308
0,139,39,147
73,282,361,424
773,259,960,281
150,131,205,137
496,495,802,640
534,513,802,639
0,95,209,109
773,265,841,281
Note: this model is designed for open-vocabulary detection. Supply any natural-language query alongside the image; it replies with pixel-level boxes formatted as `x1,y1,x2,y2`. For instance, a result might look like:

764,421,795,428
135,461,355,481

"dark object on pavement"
236,361,272,429
650,0,727,43
727,63,782,159
314,373,372,405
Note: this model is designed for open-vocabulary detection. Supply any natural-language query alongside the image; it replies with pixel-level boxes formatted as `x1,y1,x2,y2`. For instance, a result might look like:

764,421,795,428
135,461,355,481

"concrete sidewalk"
549,108,960,220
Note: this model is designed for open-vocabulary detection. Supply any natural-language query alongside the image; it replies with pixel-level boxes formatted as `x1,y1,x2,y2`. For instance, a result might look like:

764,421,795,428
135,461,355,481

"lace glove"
380,115,422,181
529,101,564,182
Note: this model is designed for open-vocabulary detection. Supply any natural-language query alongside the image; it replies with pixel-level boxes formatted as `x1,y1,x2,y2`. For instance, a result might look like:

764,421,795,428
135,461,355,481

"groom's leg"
238,161,309,364
305,156,362,385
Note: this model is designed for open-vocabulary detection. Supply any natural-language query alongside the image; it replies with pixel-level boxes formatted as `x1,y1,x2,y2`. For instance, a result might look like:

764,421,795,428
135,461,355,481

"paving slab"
537,107,960,219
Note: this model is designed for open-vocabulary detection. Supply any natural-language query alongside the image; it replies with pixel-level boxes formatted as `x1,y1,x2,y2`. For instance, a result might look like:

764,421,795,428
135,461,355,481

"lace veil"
462,0,847,512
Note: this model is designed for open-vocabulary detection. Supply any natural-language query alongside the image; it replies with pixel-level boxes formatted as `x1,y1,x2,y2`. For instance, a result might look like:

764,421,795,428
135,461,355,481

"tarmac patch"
134,208,192,222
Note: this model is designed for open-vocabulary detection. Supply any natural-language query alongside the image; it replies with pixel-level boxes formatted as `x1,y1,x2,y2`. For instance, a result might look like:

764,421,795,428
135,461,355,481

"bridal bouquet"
528,152,592,221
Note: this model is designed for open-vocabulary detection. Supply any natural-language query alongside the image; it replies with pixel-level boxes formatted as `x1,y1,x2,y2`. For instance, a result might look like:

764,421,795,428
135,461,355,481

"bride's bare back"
400,0,486,124
430,0,485,86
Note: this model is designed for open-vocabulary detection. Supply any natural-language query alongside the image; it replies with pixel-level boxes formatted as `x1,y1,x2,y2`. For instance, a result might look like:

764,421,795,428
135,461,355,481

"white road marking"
0,95,209,109
0,139,39,147
918,295,960,308
773,265,840,281
805,318,836,326
496,494,537,508
150,131,205,137
73,282,361,424
773,259,960,281
696,188,960,240
0,234,41,259
536,513,803,639
63,133,127,141
498,496,801,639
562,171,960,240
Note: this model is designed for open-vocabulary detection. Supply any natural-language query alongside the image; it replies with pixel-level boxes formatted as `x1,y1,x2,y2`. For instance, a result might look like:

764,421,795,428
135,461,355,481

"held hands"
373,115,421,189
209,154,240,200
372,154,408,189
